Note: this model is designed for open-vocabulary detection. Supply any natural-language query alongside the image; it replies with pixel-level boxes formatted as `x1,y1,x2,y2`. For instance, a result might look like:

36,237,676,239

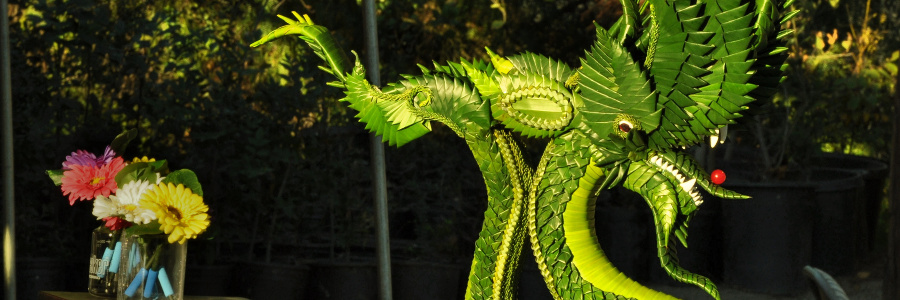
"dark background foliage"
4,0,896,272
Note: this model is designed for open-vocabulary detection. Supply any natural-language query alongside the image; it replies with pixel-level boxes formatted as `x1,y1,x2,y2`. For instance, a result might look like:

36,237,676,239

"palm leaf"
342,71,431,147
579,25,660,140
646,0,718,149
506,52,576,84
694,0,757,117
747,0,796,102
487,73,577,138
396,74,492,136
607,0,641,44
250,12,351,83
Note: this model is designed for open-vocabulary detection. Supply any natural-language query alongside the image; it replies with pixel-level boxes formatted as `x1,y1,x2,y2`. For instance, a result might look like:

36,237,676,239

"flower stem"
147,243,163,270
108,229,121,250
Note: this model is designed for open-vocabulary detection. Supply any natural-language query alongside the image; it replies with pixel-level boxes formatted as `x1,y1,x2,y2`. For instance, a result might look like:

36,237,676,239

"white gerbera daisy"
92,195,122,219
116,177,162,224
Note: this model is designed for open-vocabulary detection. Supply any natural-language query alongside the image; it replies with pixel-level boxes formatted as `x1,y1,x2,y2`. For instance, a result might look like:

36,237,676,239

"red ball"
711,169,726,185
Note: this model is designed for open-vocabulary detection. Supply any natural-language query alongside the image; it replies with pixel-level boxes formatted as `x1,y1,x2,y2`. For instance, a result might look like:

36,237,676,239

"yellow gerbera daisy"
132,156,157,163
140,182,210,244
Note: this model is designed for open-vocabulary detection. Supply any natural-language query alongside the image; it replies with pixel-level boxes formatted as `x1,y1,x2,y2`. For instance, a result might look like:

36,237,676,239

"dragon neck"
463,129,532,300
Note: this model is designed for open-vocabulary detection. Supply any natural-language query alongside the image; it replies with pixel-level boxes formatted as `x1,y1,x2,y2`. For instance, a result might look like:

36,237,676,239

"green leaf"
840,39,852,51
828,0,840,8
884,63,898,76
251,12,351,83
463,60,502,99
47,169,64,186
487,74,573,138
124,221,164,236
612,0,640,44
753,0,779,50
579,25,657,139
815,36,826,50
115,160,168,186
115,163,146,186
412,74,492,134
161,169,203,197
147,160,169,173
344,71,431,147
506,52,575,83
109,129,137,156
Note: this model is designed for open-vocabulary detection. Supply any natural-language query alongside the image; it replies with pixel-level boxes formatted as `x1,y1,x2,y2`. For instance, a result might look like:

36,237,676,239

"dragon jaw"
612,147,747,300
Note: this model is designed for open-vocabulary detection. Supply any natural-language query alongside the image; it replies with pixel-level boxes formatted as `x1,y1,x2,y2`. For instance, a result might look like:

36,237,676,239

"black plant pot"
811,153,888,253
808,168,865,275
720,180,815,296
233,261,310,300
305,260,377,300
392,260,462,300
184,264,234,296
17,257,68,300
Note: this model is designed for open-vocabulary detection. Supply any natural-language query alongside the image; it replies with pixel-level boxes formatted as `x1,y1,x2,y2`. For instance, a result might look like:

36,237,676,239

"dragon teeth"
650,154,704,207
680,179,696,193
709,128,720,148
721,125,728,143
709,126,728,148
689,188,703,206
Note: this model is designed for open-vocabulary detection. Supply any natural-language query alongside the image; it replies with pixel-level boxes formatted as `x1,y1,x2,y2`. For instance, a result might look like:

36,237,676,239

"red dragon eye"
618,121,632,133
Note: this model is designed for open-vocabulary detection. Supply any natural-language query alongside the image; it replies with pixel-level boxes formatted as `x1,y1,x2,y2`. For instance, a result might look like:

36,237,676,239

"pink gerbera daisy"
101,216,132,231
60,157,126,205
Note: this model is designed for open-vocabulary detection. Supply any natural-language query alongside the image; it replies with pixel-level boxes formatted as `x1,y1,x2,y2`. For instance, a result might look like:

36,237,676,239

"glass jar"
89,226,120,296
117,233,187,300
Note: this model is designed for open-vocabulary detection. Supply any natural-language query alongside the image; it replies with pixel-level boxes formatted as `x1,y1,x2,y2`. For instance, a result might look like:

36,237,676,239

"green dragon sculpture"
250,0,796,299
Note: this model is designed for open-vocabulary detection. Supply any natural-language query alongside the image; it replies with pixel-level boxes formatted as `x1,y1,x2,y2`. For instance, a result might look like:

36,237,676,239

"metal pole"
1,0,18,298
361,1,393,299
884,62,900,300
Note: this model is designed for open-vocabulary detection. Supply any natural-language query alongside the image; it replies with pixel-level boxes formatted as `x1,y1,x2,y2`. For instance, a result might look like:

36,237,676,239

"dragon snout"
647,152,749,206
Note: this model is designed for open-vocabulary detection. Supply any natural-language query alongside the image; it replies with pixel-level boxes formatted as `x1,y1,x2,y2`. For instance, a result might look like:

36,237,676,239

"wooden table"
39,291,250,300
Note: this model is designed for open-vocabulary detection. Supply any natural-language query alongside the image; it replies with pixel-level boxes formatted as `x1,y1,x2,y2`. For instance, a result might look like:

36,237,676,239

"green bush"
726,0,897,176
11,0,895,267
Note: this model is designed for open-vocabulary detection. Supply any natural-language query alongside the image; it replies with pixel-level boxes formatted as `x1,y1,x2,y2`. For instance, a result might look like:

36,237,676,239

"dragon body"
250,0,796,299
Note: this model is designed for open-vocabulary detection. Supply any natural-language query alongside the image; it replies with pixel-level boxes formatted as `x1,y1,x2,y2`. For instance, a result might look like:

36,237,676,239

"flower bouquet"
47,130,211,299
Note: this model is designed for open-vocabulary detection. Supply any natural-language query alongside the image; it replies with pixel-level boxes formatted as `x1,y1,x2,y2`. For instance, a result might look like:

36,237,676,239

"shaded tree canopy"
6,0,896,266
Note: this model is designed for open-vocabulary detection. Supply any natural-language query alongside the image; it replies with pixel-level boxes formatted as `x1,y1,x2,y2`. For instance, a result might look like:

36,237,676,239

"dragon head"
564,0,796,295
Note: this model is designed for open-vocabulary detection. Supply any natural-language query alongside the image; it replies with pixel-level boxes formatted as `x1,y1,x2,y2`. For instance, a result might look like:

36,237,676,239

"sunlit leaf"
47,170,64,186
885,63,898,76
162,169,203,197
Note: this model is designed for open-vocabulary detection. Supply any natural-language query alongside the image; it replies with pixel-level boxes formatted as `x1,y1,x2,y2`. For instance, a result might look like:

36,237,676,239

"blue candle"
129,241,141,269
158,267,174,296
124,268,148,297
143,269,159,297
108,241,123,273
95,247,113,278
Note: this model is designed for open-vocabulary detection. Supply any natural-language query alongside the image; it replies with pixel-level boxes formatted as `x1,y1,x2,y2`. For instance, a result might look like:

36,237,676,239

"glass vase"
117,233,187,300
89,226,121,296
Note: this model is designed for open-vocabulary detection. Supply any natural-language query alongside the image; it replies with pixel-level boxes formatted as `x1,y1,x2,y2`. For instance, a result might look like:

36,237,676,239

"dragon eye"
618,120,633,133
